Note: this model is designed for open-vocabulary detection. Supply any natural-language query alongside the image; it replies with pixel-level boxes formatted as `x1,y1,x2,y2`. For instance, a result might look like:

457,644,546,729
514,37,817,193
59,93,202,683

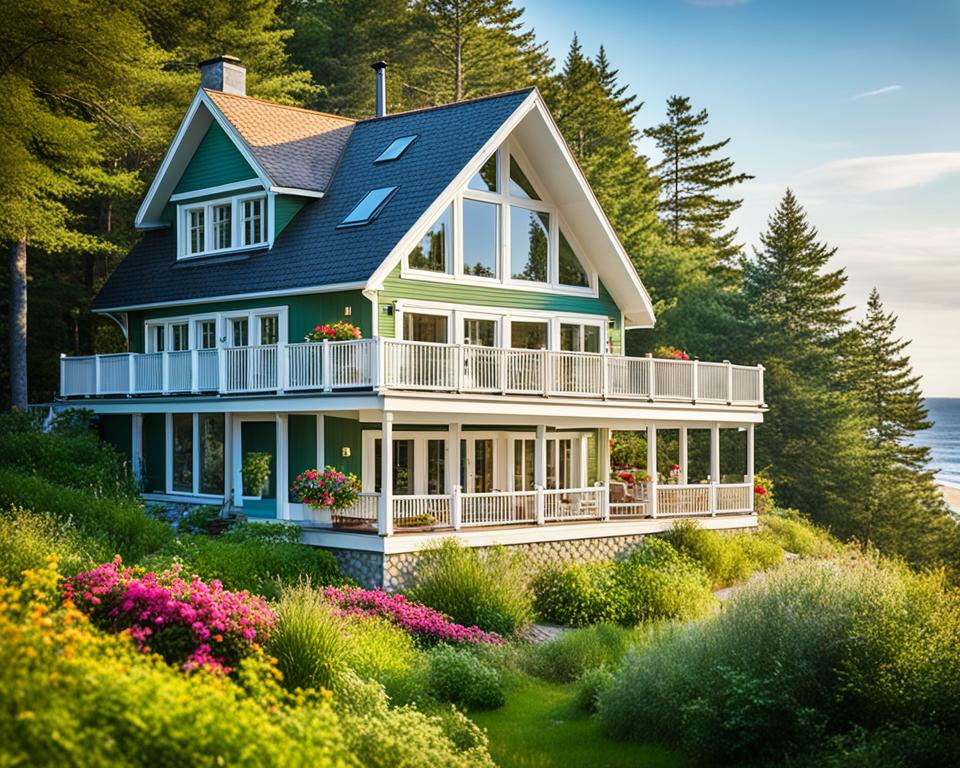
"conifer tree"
741,190,869,531
849,288,953,564
644,95,752,270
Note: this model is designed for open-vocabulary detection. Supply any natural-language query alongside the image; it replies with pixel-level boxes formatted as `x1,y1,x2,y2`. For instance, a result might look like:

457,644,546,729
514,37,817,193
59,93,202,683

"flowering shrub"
290,466,361,511
304,321,362,342
654,345,690,361
65,556,275,674
753,472,775,513
322,585,504,645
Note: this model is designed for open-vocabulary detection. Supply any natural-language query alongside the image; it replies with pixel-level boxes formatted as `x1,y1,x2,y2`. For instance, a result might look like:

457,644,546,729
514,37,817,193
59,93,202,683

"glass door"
462,316,499,390
460,437,495,493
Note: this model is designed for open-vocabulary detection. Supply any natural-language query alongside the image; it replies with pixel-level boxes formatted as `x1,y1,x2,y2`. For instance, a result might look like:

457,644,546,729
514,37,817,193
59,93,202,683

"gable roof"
96,89,536,310
204,90,355,193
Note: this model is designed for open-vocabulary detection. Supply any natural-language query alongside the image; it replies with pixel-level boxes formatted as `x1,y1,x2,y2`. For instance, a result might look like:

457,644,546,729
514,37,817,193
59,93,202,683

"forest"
2,0,957,577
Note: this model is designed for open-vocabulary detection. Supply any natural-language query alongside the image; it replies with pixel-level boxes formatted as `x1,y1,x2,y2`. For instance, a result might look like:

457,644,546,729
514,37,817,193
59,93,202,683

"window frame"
164,412,228,499
400,137,597,296
143,306,287,353
177,192,270,260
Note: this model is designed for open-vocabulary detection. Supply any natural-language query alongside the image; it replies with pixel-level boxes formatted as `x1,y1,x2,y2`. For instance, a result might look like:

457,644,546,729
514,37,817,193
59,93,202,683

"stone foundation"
326,533,656,591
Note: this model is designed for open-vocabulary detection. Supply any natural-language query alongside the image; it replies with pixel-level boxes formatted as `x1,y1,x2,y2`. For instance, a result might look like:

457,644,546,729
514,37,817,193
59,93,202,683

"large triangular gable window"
558,229,589,287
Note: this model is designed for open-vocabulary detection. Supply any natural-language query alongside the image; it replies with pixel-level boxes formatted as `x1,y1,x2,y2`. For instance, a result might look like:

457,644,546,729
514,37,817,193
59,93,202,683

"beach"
940,484,960,514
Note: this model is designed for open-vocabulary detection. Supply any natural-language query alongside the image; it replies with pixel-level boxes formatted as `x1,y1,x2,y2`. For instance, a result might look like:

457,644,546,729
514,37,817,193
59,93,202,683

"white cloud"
797,152,960,195
850,84,902,100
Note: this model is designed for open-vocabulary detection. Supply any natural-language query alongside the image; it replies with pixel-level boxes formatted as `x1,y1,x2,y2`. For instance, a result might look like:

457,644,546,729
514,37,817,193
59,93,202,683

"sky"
521,0,960,396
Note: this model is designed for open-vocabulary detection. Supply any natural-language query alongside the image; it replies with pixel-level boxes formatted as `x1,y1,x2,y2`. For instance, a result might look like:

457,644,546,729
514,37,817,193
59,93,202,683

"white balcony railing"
59,338,764,406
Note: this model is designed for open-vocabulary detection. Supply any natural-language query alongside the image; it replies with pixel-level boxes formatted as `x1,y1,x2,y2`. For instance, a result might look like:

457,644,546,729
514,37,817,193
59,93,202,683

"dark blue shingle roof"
93,89,532,310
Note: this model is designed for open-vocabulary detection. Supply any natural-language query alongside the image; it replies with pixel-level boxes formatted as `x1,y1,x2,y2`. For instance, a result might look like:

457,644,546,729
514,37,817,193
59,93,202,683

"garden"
2,411,959,767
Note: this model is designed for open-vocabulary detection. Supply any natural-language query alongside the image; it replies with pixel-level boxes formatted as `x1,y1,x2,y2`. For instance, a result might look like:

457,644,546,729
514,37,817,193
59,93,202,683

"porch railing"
377,481,753,533
60,338,764,406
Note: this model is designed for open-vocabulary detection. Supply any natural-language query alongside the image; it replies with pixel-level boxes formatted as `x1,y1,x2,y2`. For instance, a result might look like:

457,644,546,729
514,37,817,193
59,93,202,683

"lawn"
469,675,689,768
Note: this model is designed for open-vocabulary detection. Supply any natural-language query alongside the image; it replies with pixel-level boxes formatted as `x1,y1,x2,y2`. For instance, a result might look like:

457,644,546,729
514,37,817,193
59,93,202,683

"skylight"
375,135,417,162
339,187,398,227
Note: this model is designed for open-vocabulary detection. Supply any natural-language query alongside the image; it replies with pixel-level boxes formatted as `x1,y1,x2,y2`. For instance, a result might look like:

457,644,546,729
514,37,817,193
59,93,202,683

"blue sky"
522,0,960,396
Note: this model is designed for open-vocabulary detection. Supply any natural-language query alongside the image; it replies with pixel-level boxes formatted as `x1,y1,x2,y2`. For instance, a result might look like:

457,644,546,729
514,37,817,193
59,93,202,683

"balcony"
59,338,764,406
312,482,754,535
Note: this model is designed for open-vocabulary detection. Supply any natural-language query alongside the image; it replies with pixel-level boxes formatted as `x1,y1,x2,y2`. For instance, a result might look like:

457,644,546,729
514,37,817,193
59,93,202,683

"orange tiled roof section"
205,89,356,193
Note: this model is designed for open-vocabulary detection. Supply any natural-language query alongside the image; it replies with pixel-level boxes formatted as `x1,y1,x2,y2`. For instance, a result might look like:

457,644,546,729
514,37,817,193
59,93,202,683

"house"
58,56,766,588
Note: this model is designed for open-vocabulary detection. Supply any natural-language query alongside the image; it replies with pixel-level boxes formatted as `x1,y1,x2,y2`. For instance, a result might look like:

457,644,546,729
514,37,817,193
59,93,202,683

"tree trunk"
9,236,27,410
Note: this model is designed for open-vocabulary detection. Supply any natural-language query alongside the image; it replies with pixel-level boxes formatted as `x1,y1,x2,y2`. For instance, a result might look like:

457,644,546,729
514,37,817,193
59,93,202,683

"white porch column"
534,424,547,488
276,414,289,520
379,412,394,536
446,422,461,494
223,413,234,505
710,424,721,483
647,424,658,518
316,414,325,469
746,424,755,482
679,427,688,485
598,427,611,521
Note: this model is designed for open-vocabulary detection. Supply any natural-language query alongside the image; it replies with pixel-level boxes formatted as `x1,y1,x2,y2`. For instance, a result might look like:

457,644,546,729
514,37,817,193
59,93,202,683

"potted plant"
242,452,272,498
304,321,362,342
290,466,361,512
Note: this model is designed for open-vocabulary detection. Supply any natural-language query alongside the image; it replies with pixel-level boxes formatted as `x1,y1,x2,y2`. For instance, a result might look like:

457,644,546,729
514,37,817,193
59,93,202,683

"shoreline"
938,483,960,514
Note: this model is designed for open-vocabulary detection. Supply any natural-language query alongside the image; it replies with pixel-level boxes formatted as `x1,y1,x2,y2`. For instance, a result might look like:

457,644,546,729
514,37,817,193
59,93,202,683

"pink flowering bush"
322,585,504,645
290,466,361,511
65,556,275,674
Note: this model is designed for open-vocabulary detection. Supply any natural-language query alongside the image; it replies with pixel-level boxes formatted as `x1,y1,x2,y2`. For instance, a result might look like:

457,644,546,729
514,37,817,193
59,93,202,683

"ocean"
918,398,960,489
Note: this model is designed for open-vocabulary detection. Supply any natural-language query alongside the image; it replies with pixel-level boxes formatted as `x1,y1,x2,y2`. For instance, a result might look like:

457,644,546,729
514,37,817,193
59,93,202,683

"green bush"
761,507,841,558
796,725,960,768
0,506,104,582
0,412,136,497
410,539,533,636
176,505,221,534
528,624,643,682
268,581,350,692
426,645,505,711
222,520,303,544
597,556,960,764
150,535,340,599
0,470,172,563
342,614,428,705
666,520,786,588
533,538,715,627
574,666,615,714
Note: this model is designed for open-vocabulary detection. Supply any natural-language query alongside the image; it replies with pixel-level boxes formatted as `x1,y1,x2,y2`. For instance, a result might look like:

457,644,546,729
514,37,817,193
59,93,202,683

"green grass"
469,675,688,768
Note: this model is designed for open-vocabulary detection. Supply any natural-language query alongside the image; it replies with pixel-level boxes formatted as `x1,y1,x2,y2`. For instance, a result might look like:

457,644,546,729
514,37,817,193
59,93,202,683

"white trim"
94,281,368,314
169,179,262,202
177,192,268,260
269,186,326,198
143,305,287,353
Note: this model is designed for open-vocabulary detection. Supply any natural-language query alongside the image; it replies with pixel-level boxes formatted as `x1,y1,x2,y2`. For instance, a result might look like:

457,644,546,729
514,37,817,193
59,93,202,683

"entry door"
461,437,495,493
240,420,276,517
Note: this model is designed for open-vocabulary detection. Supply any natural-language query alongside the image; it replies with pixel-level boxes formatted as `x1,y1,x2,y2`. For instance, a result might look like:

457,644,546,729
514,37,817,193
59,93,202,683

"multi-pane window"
212,204,232,250
468,153,498,193
511,321,548,350
198,414,225,495
408,205,450,272
510,207,549,282
188,208,205,255
231,318,249,347
152,325,165,353
170,323,189,351
259,315,279,345
242,198,266,246
558,230,589,287
560,323,601,353
172,413,193,492
198,320,217,350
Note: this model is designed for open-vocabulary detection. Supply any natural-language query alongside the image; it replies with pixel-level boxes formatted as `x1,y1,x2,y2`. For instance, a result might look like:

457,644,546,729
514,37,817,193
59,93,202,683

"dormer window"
178,193,268,260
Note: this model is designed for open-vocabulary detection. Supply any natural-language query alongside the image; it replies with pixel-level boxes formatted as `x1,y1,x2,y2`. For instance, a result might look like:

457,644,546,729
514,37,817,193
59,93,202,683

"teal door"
241,420,276,518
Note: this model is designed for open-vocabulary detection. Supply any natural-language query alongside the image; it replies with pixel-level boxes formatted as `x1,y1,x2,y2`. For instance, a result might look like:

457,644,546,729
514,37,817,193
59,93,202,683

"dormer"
135,56,355,261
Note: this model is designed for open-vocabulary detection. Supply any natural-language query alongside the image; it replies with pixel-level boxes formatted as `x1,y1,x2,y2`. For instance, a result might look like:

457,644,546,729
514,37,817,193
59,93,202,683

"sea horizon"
920,397,960,489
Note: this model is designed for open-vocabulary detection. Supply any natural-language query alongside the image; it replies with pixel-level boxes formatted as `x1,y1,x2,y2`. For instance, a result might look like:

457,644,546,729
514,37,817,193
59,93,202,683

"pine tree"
849,288,953,564
644,95,753,270
741,190,869,531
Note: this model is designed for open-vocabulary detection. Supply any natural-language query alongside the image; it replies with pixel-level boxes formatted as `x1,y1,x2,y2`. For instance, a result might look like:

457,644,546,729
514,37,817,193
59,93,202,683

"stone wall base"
324,533,658,591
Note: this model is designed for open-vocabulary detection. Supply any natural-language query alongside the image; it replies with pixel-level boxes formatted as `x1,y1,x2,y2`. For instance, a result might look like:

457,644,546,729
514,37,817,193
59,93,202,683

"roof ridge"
203,89,357,123
356,87,536,124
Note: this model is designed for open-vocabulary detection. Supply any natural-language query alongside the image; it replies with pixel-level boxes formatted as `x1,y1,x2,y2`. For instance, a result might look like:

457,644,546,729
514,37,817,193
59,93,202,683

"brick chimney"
199,55,246,96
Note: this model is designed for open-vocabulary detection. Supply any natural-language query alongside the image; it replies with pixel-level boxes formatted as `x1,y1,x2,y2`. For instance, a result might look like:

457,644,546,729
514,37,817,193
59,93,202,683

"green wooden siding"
142,414,166,493
276,196,306,236
288,415,317,502
128,290,372,353
174,122,257,195
98,415,132,462
377,266,623,353
324,416,363,476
